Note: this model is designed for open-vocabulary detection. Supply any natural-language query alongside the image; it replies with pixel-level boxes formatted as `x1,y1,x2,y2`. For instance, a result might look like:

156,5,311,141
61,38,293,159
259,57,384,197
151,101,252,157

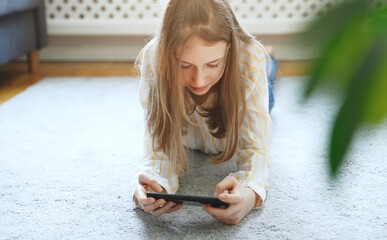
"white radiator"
46,0,346,35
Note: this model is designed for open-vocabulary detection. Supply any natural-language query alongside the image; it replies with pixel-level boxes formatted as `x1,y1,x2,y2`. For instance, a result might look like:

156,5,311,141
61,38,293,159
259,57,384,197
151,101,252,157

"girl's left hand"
202,176,258,225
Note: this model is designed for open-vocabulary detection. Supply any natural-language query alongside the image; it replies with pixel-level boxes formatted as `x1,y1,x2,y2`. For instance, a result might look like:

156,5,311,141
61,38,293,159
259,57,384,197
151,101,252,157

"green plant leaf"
329,38,383,176
361,9,387,123
301,0,387,177
360,41,387,123
329,98,359,177
303,6,371,99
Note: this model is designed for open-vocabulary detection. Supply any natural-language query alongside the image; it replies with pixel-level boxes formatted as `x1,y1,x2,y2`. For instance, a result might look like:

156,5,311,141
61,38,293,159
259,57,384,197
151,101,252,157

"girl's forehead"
186,35,219,47
177,35,228,61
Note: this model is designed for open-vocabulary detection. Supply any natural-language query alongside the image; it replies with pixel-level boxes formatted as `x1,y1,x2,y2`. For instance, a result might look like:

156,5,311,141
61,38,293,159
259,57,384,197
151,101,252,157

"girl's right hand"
134,174,183,217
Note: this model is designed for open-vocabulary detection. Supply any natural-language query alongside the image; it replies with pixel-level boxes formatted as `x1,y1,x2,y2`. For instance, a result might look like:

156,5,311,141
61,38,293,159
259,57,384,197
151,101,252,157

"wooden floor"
0,61,312,105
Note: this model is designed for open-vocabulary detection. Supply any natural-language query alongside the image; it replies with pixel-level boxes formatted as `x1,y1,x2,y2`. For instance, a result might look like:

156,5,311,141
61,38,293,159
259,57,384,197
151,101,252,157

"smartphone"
146,192,229,208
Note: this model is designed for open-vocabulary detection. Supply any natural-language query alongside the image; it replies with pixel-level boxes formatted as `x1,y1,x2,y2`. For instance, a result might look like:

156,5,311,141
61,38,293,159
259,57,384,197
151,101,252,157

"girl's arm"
203,43,272,224
232,95,273,208
134,126,180,194
132,40,181,216
203,93,272,223
230,43,273,208
132,125,181,216
134,39,179,195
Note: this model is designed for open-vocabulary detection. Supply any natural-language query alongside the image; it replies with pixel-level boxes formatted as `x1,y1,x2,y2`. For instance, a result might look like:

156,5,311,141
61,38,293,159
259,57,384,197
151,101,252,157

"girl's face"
178,35,229,96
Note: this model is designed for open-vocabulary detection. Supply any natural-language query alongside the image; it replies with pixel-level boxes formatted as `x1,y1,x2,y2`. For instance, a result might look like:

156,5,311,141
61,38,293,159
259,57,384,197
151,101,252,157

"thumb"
215,176,238,195
139,174,163,193
146,183,163,193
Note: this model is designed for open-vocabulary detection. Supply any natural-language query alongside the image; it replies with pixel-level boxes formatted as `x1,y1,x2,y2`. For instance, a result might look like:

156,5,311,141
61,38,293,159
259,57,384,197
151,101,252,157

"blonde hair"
138,0,256,176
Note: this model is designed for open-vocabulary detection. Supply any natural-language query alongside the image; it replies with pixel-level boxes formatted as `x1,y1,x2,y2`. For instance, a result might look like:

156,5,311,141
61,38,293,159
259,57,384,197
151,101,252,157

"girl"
133,0,276,225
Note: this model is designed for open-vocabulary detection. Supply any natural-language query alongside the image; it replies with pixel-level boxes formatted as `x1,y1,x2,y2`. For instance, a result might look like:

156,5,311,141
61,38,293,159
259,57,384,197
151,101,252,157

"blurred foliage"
302,0,387,177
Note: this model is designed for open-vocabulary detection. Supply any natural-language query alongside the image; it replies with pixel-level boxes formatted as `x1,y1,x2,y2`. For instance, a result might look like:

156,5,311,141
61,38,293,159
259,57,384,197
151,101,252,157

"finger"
218,192,242,204
135,186,156,206
166,203,183,213
138,196,157,207
151,201,176,217
202,204,231,218
142,199,166,213
203,207,238,225
215,176,238,195
139,174,163,193
206,210,239,225
135,186,148,202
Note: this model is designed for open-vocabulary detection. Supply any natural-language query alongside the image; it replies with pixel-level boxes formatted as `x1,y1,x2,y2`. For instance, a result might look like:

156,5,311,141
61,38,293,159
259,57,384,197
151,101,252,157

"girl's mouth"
191,84,209,92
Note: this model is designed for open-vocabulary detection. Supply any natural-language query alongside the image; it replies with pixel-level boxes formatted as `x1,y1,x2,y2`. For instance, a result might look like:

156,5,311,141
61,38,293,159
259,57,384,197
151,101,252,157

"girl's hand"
134,174,183,217
202,176,259,225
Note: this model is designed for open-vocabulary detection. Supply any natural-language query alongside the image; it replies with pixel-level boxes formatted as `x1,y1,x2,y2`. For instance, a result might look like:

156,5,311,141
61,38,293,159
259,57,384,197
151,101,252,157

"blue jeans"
266,55,277,113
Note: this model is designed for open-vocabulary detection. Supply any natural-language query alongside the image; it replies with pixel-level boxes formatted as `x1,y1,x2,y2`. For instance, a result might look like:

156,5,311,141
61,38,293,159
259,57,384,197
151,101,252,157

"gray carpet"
0,76,386,240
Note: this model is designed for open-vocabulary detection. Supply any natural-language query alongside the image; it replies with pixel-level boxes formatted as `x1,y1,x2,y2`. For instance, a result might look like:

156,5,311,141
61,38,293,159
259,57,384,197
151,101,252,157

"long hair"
138,0,255,175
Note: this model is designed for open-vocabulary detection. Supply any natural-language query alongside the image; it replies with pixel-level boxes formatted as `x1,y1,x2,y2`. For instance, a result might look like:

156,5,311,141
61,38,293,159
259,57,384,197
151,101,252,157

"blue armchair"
0,0,48,73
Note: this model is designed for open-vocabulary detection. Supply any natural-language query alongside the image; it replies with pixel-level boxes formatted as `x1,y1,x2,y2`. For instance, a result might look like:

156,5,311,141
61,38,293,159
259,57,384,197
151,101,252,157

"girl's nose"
192,68,206,87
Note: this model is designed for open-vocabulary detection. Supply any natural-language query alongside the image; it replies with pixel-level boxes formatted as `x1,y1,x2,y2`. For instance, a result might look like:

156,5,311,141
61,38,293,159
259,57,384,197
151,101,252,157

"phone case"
146,192,229,208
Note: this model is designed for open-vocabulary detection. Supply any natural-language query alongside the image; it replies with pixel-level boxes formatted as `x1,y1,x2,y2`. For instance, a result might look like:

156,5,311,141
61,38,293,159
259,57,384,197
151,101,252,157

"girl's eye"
208,64,220,68
181,65,190,69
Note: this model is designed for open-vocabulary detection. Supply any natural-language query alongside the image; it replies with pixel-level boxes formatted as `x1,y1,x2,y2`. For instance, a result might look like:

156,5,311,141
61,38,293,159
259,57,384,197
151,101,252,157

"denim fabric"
266,55,278,113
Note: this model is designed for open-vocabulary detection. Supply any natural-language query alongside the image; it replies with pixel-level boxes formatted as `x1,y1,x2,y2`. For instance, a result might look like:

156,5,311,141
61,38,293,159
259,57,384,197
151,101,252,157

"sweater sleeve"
227,42,273,208
132,40,179,196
